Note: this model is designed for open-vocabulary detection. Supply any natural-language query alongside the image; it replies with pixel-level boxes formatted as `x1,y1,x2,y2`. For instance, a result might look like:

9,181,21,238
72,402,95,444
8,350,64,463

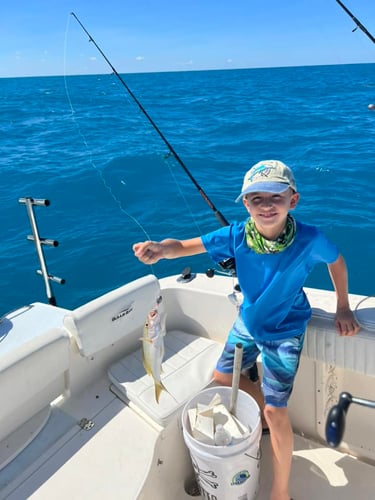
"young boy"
133,159,360,500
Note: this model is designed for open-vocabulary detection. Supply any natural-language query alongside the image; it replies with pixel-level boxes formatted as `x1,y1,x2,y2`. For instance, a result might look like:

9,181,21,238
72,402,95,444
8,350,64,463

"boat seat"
63,275,161,357
303,288,375,376
108,330,223,427
0,303,69,470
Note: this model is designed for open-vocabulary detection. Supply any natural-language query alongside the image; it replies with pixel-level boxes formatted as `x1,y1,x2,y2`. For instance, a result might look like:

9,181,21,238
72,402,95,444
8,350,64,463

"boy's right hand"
133,241,164,265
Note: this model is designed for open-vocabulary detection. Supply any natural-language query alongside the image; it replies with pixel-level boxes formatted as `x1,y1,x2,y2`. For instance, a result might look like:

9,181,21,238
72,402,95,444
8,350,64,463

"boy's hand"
334,308,360,336
133,241,164,264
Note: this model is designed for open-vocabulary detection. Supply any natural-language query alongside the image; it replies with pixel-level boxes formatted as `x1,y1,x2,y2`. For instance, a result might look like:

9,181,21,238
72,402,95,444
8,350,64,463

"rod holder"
19,197,50,207
19,196,64,306
27,235,59,247
36,270,65,285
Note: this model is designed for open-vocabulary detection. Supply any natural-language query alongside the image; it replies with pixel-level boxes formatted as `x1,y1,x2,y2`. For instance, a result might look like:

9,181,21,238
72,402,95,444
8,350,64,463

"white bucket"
182,386,262,500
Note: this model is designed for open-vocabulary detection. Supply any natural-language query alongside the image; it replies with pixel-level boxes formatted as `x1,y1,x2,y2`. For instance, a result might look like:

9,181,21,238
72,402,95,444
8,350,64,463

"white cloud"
135,56,144,61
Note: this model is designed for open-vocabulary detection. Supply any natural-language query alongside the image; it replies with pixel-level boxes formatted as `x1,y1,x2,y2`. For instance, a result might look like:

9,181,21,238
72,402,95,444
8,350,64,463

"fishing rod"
335,0,375,44
70,12,235,273
71,13,230,227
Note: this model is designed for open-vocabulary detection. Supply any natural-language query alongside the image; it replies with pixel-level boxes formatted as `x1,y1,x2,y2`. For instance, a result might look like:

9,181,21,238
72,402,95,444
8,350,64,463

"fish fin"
155,382,163,404
141,337,153,344
143,363,152,377
154,380,178,405
154,379,171,404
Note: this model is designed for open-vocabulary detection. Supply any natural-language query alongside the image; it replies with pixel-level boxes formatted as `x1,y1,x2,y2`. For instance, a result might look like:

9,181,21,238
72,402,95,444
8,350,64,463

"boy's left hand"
334,308,360,336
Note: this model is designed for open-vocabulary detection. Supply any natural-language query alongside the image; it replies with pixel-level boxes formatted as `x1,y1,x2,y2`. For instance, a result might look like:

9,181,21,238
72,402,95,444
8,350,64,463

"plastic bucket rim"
181,385,261,453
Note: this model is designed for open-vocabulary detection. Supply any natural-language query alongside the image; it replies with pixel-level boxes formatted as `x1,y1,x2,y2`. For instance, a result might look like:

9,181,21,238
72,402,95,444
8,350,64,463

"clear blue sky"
1,0,374,78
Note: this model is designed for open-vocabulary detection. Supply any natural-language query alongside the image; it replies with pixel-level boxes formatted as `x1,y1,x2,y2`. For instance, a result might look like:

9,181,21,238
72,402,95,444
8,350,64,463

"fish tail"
154,380,170,404
155,381,164,404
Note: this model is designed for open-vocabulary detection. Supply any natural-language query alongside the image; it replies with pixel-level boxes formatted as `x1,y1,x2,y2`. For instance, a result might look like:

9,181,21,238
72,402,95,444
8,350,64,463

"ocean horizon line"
1,60,374,81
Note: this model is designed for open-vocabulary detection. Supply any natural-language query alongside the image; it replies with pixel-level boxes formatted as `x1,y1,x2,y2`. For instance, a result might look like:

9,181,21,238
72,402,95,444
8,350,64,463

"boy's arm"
327,254,360,336
133,237,205,265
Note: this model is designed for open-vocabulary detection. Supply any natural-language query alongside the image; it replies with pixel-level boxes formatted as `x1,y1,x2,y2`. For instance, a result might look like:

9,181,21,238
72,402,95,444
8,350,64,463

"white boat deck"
1,275,374,500
259,434,375,500
1,372,374,500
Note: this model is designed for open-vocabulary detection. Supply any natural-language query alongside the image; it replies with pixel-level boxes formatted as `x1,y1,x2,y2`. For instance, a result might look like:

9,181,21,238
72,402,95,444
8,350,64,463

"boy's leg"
264,406,293,500
213,370,265,419
215,369,293,500
213,314,265,420
261,334,305,500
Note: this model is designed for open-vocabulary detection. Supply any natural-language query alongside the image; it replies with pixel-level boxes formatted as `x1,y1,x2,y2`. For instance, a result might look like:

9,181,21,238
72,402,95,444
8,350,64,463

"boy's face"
243,188,299,238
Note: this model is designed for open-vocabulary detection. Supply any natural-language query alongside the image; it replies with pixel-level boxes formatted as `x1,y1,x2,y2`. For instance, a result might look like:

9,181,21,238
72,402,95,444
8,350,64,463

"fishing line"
326,4,375,317
63,14,156,273
70,12,230,225
70,12,236,274
104,68,204,238
64,14,201,242
161,152,203,236
106,70,204,239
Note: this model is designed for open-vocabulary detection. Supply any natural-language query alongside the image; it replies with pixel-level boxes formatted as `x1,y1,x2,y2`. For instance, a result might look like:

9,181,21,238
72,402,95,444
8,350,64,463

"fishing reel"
325,392,375,447
218,257,236,275
206,257,237,279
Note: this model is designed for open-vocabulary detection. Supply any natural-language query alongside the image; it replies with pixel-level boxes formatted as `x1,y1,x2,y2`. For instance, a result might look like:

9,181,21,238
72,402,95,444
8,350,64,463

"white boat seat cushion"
64,275,160,357
0,303,69,443
108,330,223,427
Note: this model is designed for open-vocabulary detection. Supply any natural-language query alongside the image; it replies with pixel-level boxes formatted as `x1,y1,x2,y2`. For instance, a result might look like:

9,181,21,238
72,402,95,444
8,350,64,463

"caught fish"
142,303,169,403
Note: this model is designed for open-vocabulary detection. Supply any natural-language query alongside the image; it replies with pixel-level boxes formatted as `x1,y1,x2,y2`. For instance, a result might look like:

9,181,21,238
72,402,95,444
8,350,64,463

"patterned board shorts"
216,314,305,407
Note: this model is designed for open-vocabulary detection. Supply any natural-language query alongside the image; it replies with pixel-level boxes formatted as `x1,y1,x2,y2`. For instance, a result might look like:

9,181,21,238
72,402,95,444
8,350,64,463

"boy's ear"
290,192,300,209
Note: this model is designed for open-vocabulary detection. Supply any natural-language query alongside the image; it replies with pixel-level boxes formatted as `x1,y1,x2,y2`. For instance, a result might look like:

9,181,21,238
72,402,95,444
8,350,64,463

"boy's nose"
260,197,273,207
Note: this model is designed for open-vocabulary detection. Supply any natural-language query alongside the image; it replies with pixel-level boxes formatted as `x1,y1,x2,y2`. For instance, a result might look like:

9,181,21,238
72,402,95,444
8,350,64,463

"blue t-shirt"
201,220,339,340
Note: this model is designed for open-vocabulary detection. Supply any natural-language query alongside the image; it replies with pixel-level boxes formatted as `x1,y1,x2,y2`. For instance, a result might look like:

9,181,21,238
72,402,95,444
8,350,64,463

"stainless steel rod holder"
19,196,64,306
36,270,65,285
19,197,50,207
27,235,59,247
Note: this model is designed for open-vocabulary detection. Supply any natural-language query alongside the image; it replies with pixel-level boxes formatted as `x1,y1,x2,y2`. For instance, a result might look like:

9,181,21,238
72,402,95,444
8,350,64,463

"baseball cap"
235,160,297,202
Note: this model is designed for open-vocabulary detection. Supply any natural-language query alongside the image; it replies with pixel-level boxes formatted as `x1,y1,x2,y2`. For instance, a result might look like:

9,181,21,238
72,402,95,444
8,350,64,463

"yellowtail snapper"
142,298,170,403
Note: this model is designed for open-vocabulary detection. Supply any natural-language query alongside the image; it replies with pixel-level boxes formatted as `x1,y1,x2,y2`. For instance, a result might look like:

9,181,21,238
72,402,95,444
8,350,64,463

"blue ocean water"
1,64,374,312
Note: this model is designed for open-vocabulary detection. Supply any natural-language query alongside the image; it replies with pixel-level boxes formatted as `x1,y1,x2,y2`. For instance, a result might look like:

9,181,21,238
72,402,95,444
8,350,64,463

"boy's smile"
243,189,299,240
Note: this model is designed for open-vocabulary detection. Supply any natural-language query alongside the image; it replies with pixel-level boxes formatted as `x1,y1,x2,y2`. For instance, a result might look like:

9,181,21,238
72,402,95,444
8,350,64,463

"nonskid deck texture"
182,433,375,500
258,434,374,500
2,389,374,500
